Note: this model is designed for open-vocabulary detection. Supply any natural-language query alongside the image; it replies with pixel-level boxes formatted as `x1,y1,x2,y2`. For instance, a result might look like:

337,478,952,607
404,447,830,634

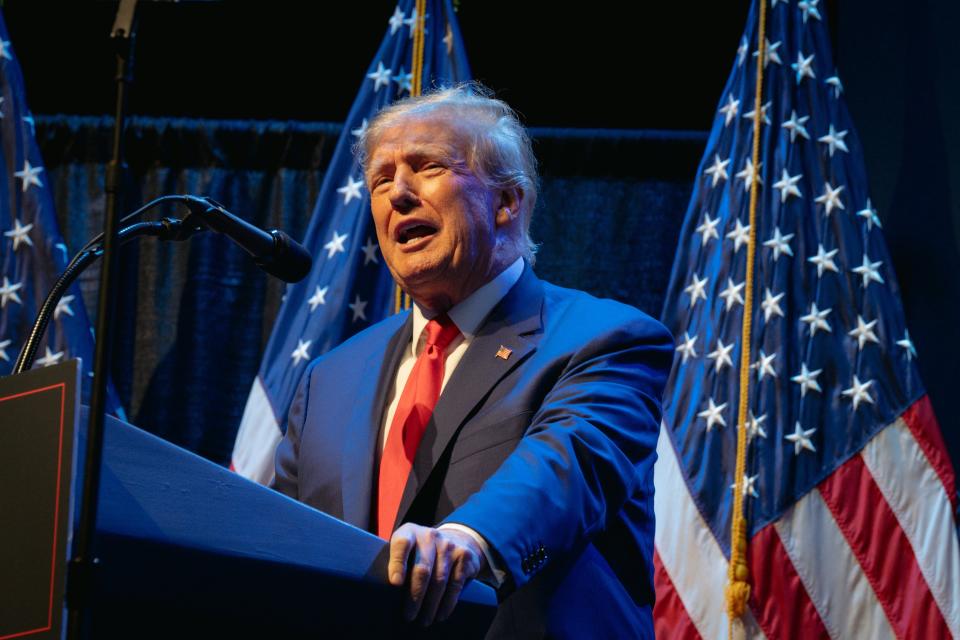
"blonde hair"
356,82,539,261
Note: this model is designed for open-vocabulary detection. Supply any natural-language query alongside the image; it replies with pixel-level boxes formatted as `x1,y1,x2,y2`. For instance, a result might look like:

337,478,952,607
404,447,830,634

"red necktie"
376,314,461,539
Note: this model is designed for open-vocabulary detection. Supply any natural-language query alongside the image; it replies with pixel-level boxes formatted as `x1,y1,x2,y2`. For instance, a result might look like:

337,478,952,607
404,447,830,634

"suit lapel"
340,312,412,530
393,266,545,529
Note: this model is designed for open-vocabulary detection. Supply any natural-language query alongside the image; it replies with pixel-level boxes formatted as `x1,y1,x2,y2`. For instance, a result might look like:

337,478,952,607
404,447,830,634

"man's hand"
388,523,485,625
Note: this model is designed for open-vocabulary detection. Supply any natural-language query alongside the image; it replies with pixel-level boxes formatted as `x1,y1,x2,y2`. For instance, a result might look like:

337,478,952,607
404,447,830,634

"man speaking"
273,84,673,639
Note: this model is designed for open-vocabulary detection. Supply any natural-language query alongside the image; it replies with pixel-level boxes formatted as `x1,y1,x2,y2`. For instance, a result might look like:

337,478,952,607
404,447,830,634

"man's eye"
420,162,443,171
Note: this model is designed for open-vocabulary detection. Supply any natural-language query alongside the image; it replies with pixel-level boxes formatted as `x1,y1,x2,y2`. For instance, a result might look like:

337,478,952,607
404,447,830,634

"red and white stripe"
653,422,767,640
653,396,959,639
231,376,282,485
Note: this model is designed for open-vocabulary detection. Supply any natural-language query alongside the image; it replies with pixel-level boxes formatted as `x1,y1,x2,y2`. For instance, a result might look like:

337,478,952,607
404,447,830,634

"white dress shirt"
379,257,524,586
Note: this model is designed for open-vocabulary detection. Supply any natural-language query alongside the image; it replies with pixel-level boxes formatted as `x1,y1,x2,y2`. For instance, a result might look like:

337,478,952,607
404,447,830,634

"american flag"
0,12,123,416
231,0,471,483
653,1,959,638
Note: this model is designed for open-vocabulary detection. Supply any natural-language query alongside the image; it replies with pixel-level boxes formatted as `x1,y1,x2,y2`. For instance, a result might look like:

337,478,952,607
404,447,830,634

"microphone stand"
66,1,139,636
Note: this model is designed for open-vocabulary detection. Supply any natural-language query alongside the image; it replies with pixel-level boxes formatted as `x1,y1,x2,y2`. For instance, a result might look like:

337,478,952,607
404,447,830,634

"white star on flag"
737,37,748,66
814,181,845,216
0,338,10,362
841,375,875,410
781,109,811,142
676,332,697,363
14,159,43,191
743,100,772,126
323,231,349,259
443,23,454,55
290,339,312,366
307,285,328,312
808,244,839,277
800,302,832,336
785,422,818,455
388,6,405,34
366,62,392,92
735,158,762,193
753,38,782,67
825,75,844,98
703,154,730,187
773,168,803,202
4,218,33,250
0,39,10,60
799,0,822,23
695,213,720,246
746,411,768,440
849,315,880,350
719,278,745,311
897,331,918,361
393,66,414,94
0,276,23,307
731,474,760,498
761,287,785,321
851,253,885,288
719,94,740,126
361,237,380,265
752,350,777,381
403,8,428,38
818,124,849,157
791,51,816,84
337,175,364,205
763,227,794,261
54,294,75,319
707,339,734,373
857,198,882,230
684,273,708,307
726,219,751,252
349,294,368,322
351,119,369,138
34,347,64,367
697,397,728,431
791,362,823,397
35,346,65,368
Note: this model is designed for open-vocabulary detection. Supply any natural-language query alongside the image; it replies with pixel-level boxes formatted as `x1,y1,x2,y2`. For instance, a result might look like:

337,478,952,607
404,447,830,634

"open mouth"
397,223,438,245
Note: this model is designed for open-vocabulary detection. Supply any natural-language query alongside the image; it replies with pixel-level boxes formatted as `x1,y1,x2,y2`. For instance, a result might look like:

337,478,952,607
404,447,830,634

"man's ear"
495,188,523,228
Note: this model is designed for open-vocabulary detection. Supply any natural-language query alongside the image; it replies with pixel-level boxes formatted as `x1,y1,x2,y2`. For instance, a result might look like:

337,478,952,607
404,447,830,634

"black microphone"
181,196,313,283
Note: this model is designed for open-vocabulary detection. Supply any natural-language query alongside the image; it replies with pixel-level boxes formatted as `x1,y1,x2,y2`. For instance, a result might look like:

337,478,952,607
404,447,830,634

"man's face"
366,115,508,310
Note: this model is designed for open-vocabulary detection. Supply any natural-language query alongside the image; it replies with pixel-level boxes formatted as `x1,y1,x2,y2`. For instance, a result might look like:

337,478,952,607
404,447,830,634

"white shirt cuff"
438,522,506,588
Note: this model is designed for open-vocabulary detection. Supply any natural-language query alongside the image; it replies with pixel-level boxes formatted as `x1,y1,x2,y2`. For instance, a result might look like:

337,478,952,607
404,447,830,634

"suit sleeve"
272,360,319,500
442,313,673,592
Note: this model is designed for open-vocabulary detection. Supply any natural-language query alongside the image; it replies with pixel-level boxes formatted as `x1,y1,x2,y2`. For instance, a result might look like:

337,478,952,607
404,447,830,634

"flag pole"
727,0,767,634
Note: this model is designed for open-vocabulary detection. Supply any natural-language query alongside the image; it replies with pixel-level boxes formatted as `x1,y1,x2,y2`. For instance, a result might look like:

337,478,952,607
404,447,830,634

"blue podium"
78,409,497,637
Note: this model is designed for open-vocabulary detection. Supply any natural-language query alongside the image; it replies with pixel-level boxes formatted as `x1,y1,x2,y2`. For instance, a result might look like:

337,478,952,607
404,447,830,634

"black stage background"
4,1,958,483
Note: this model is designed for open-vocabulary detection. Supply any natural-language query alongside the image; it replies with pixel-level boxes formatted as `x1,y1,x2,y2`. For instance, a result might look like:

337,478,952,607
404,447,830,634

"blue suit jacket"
274,265,673,639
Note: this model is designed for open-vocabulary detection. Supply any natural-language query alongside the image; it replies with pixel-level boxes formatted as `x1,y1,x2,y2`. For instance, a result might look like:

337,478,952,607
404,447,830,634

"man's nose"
389,167,419,212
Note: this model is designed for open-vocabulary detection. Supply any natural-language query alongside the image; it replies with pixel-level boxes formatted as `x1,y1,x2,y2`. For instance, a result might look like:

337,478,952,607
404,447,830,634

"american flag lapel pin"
495,345,512,360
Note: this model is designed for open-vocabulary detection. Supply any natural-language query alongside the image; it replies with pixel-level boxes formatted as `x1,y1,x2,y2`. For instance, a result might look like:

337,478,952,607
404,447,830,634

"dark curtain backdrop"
34,115,703,465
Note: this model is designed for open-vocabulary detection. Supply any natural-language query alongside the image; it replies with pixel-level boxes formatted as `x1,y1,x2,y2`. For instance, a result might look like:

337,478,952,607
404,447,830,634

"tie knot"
424,314,460,352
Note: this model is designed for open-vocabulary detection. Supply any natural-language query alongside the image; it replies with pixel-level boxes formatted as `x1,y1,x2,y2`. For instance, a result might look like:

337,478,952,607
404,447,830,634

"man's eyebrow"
367,143,462,176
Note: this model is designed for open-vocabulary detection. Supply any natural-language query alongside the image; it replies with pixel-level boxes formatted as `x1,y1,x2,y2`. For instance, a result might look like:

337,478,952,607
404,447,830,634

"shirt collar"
410,257,525,356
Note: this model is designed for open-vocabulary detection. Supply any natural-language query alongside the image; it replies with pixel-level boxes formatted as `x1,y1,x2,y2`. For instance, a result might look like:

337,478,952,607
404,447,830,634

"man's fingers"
404,528,438,621
388,526,416,586
418,536,454,625
436,541,481,622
